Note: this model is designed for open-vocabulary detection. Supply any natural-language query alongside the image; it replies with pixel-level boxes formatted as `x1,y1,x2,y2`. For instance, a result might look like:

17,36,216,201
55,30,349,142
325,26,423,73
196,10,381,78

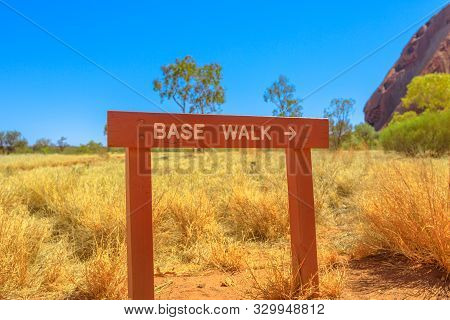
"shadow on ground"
345,253,449,299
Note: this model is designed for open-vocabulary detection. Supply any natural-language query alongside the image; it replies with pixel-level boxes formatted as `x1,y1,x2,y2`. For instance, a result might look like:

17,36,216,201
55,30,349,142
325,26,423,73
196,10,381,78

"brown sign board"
107,110,329,299
108,111,328,149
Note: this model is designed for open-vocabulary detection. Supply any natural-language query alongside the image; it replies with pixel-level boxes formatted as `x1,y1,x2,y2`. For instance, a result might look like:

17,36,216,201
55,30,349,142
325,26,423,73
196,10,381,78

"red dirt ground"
155,255,449,300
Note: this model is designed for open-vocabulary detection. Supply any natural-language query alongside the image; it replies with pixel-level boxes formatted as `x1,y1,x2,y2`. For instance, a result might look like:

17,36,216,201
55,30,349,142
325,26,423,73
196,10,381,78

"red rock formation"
364,5,450,130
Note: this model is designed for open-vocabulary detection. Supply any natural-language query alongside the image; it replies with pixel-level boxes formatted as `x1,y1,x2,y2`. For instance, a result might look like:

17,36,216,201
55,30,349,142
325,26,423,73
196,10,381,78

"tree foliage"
401,73,450,112
0,130,28,154
390,110,417,124
324,98,355,149
57,137,68,152
380,73,450,156
153,56,225,114
345,123,379,149
0,131,4,154
33,138,52,153
380,109,450,156
263,75,302,117
79,140,105,154
0,131,109,155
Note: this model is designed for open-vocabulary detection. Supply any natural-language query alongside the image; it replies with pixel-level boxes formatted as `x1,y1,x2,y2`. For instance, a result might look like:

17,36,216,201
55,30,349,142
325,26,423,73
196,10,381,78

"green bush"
402,73,450,112
380,109,450,156
342,123,379,150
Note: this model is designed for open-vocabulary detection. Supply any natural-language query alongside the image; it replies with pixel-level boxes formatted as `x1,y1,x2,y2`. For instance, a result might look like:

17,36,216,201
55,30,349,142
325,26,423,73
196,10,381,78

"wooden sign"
107,111,329,299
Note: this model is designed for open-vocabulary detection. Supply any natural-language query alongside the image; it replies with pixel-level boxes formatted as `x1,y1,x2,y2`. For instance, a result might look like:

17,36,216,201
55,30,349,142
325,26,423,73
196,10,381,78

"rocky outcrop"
364,5,450,130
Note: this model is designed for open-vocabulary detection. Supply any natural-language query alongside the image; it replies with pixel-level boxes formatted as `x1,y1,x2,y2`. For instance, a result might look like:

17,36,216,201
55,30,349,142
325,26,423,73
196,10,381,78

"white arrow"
284,127,296,141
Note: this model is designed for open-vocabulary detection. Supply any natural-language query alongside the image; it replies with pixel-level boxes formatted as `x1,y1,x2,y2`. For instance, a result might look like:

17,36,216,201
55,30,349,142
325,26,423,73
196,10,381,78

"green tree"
57,137,68,152
352,123,378,148
401,73,450,112
33,138,52,153
390,110,417,124
153,56,225,114
0,131,4,154
263,75,302,117
324,98,355,149
4,131,28,154
381,74,450,156
79,140,104,154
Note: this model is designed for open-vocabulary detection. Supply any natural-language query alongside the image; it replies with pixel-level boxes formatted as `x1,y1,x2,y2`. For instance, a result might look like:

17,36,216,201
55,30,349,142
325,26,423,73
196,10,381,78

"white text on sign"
152,123,297,141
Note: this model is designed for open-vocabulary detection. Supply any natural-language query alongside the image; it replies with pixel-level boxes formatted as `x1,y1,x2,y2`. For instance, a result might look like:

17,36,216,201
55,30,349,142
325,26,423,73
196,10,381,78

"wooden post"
285,148,319,291
125,148,154,299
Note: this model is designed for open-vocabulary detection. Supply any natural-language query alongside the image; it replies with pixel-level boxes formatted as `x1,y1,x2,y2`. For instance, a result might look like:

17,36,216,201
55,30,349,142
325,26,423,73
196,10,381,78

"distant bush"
343,123,379,150
380,109,450,156
0,130,28,154
78,140,106,154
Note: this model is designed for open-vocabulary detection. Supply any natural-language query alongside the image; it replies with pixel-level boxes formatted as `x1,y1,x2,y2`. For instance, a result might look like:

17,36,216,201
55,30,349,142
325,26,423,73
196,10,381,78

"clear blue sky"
0,0,447,145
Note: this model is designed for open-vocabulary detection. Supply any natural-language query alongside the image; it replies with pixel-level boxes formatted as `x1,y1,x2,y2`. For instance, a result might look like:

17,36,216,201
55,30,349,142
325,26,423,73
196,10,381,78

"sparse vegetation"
0,150,448,299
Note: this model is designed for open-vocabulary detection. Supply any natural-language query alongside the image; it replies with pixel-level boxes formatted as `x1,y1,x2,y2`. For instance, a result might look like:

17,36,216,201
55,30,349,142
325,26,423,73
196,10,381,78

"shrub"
380,109,450,156
166,191,220,248
402,73,450,112
342,123,379,150
73,242,127,300
228,177,289,241
0,207,75,299
358,160,449,272
203,239,245,272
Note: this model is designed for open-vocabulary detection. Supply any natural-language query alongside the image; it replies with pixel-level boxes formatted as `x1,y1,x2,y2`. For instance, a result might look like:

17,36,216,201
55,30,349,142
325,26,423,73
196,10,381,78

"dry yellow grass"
0,150,447,299
0,206,75,299
357,159,450,272
0,153,121,172
247,248,347,300
227,175,289,241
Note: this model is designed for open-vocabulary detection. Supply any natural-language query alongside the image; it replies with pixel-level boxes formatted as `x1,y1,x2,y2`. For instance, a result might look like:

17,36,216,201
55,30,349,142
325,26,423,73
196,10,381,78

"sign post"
107,111,329,299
